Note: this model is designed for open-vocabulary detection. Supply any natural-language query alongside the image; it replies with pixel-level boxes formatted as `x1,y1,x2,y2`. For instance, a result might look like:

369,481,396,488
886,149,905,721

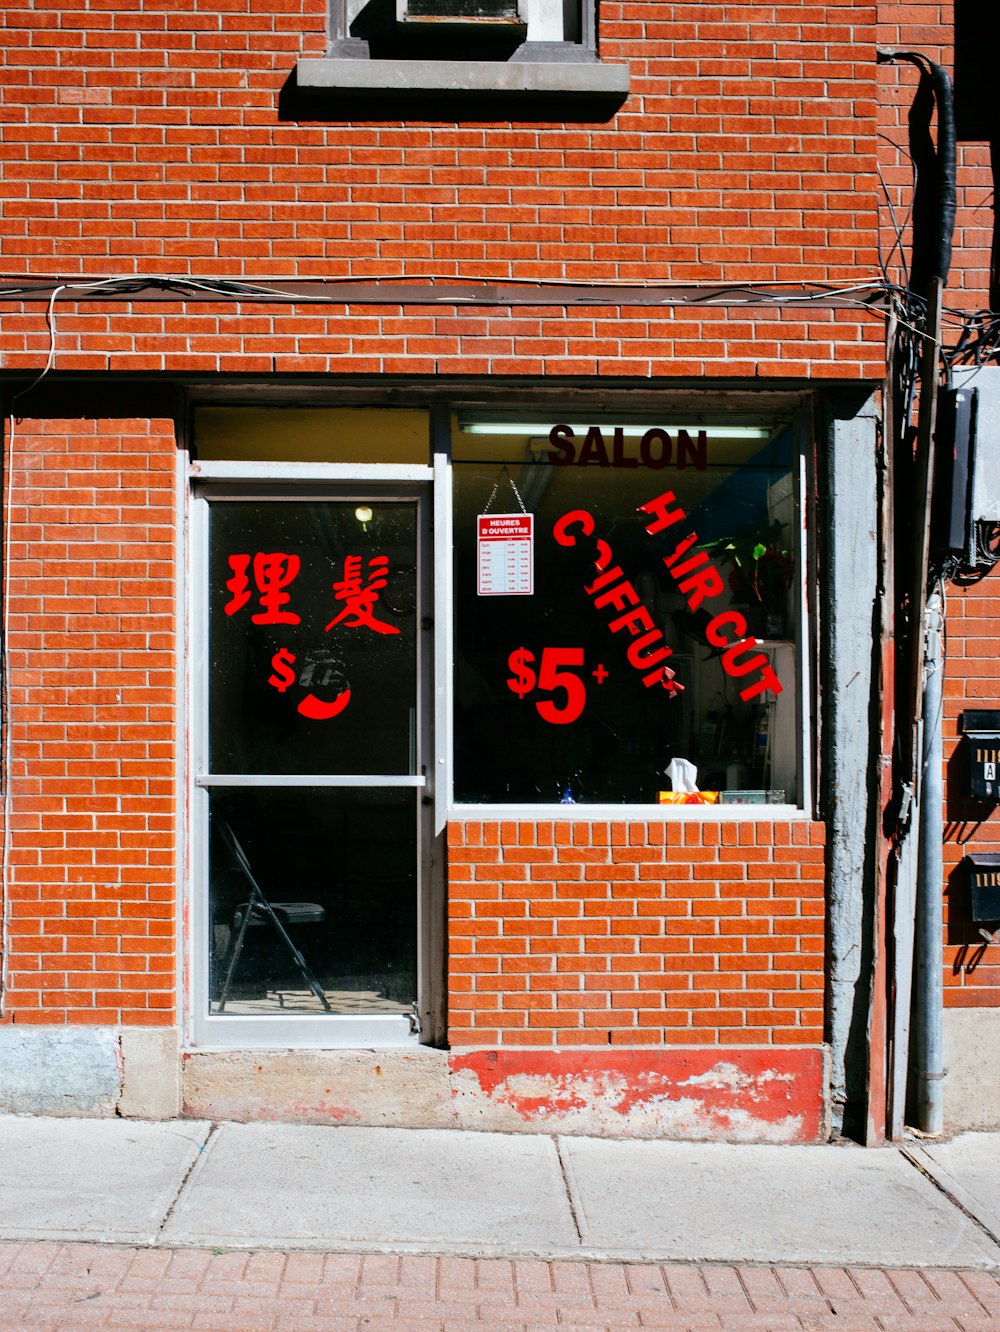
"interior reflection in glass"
207,788,417,1017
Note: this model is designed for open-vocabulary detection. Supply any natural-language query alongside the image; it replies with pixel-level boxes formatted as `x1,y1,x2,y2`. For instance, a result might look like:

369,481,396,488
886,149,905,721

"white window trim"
186,461,435,1050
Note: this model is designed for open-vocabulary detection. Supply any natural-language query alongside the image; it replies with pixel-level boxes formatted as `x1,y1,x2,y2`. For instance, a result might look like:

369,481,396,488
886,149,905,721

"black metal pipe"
877,51,956,287
876,48,956,1137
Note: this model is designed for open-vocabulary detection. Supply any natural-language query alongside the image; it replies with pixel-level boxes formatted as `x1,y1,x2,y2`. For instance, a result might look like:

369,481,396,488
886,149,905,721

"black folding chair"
216,820,332,1013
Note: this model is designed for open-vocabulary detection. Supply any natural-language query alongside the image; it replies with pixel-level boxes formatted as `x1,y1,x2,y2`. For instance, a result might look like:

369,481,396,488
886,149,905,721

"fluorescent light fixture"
459,421,772,440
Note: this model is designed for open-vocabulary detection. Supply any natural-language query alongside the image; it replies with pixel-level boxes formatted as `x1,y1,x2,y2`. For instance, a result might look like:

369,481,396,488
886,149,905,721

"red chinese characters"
325,555,399,636
223,550,397,720
224,553,302,624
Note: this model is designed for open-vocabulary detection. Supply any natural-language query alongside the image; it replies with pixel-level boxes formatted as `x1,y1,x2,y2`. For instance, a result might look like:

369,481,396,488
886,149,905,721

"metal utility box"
968,854,1000,922
932,386,977,561
955,367,1000,545
960,711,1000,800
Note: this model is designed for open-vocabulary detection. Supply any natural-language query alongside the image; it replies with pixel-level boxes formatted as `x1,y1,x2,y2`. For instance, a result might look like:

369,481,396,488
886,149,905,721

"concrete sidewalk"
2,1116,1000,1270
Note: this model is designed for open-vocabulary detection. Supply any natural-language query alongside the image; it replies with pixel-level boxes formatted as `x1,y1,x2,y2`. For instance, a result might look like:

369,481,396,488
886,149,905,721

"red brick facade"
943,581,1000,1009
0,0,883,379
1,418,177,1025
448,821,825,1048
2,2,878,285
0,0,994,1138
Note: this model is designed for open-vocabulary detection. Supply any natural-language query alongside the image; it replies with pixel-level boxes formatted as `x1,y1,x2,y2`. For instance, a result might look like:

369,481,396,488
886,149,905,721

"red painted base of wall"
180,1045,828,1142
448,1047,828,1143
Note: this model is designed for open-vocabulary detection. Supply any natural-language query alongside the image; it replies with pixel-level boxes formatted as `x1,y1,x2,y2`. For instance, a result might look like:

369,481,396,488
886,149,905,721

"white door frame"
185,460,443,1049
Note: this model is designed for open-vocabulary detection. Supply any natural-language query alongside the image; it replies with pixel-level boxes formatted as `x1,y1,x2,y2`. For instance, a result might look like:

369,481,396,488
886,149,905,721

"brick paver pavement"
0,1242,999,1331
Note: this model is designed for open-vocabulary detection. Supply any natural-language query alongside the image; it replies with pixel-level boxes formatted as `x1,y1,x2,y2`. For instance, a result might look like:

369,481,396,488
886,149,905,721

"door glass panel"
200,492,425,1031
209,500,418,775
208,788,417,1016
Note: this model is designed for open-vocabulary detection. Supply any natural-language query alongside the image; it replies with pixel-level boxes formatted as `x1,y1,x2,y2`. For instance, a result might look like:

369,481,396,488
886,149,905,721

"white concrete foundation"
120,1028,182,1118
0,1028,121,1116
943,1008,1000,1131
0,1027,181,1118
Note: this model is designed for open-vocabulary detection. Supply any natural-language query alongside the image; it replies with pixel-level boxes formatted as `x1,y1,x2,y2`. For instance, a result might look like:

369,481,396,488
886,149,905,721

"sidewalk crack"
155,1121,219,1245
900,1144,1000,1252
554,1136,584,1244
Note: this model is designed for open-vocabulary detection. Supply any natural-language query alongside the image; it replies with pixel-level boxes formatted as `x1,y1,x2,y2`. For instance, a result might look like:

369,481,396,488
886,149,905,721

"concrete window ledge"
295,58,629,99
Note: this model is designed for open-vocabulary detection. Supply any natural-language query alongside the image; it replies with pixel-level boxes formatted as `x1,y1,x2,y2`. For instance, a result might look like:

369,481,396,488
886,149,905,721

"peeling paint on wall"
448,1049,826,1142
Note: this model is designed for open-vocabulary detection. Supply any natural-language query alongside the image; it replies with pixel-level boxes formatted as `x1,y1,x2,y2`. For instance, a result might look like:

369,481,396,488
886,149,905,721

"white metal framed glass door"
190,482,433,1047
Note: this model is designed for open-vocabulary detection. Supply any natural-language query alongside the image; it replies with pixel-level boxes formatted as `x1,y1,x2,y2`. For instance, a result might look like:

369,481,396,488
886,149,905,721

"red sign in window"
477,514,534,596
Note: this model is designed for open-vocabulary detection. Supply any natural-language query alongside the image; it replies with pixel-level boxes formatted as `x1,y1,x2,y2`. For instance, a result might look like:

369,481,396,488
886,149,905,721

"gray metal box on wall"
956,366,1000,531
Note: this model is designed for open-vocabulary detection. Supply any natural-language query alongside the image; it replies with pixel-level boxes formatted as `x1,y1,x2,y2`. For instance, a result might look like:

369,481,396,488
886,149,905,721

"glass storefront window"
452,418,802,807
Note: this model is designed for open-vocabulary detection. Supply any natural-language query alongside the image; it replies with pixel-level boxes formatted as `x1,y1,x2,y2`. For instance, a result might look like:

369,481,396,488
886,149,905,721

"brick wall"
0,1,883,381
0,302,883,380
0,418,177,1025
877,0,991,315
0,0,890,1052
943,582,1000,1008
1,0,878,284
448,819,826,1047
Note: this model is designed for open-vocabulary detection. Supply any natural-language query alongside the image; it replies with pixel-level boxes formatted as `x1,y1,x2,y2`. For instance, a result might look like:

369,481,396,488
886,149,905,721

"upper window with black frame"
452,415,804,809
341,0,586,59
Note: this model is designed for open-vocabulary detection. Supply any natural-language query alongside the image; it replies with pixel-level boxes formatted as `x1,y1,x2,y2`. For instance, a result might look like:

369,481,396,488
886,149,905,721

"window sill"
447,803,810,822
295,57,629,99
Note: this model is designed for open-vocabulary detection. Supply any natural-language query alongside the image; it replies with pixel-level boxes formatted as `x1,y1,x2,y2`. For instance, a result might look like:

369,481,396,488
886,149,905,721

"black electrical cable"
877,50,957,289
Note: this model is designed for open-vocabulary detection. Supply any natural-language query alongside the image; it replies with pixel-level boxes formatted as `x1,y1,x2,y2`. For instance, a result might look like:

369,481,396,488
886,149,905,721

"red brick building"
0,0,994,1141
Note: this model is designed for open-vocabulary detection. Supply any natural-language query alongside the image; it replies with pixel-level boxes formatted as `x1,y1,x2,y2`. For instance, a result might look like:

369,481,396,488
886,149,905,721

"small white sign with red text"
477,513,534,596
